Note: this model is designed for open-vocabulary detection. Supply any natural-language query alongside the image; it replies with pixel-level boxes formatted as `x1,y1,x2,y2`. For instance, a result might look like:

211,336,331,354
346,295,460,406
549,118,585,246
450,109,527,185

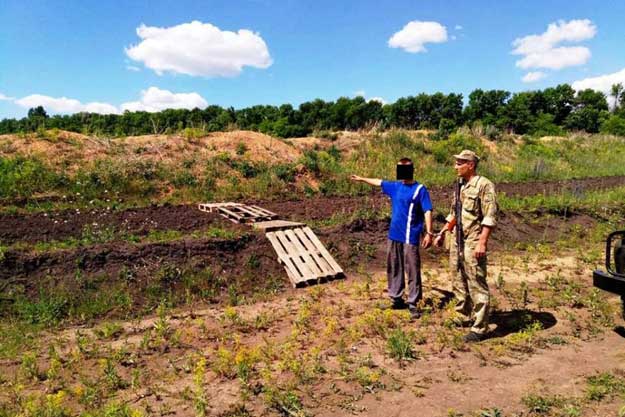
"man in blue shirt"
351,158,434,319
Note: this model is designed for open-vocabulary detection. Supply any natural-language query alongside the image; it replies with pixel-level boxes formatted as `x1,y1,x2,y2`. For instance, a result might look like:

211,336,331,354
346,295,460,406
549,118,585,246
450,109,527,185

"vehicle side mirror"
607,231,625,277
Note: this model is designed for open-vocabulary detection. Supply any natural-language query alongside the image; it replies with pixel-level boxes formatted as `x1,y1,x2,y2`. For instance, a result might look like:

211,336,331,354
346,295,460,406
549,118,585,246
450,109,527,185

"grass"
498,185,625,215
386,328,418,363
3,131,625,210
0,257,622,416
585,372,625,401
3,130,625,415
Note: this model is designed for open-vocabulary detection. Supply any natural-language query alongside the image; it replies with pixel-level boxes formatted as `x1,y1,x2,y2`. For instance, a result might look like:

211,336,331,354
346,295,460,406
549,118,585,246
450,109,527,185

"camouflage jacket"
446,175,498,243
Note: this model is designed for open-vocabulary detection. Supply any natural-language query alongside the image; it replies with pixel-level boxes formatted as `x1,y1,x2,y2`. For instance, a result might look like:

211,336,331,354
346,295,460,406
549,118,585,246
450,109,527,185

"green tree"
543,84,575,125
611,83,623,111
601,115,625,136
464,89,510,127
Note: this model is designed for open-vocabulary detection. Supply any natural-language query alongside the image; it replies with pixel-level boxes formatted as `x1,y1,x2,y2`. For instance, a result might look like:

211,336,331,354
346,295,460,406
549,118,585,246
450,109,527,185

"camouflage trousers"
449,239,490,335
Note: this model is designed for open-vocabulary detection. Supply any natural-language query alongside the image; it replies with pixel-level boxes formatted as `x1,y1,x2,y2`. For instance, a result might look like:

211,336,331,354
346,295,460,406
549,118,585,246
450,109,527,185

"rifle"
454,178,465,271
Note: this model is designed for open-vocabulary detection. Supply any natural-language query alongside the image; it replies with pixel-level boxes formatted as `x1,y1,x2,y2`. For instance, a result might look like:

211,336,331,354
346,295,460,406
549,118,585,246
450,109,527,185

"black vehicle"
593,230,625,319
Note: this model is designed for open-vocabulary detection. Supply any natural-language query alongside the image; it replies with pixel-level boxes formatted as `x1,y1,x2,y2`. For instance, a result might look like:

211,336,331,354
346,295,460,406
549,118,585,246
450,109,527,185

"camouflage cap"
453,149,480,162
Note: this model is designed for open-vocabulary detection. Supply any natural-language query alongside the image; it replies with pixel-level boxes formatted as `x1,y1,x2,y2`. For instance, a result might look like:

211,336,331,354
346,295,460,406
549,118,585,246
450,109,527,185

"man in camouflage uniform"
434,150,497,342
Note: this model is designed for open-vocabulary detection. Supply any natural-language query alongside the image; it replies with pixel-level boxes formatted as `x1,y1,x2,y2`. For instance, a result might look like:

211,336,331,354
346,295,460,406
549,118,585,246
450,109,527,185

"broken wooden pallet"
265,226,344,287
198,202,278,224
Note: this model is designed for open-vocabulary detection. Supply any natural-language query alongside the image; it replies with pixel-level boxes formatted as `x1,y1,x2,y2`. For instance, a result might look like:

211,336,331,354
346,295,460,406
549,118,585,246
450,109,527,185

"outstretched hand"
350,174,362,182
434,233,445,247
421,234,433,249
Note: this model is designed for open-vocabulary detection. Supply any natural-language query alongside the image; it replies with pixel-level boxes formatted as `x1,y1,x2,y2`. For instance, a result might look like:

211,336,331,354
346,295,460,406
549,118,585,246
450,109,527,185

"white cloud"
516,46,591,70
354,90,366,97
512,19,596,55
455,25,463,30
83,102,120,114
388,21,448,53
15,94,120,114
572,67,625,106
125,20,273,77
120,87,208,112
13,87,207,115
522,71,547,83
126,65,141,72
0,93,14,101
512,19,595,70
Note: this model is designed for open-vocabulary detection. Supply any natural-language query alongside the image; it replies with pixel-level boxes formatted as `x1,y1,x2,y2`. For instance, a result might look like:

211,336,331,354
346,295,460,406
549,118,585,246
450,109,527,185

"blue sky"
2,0,625,118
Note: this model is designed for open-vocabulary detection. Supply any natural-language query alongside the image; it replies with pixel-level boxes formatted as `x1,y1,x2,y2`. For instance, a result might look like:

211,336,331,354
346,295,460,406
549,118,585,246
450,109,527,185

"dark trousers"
386,240,422,306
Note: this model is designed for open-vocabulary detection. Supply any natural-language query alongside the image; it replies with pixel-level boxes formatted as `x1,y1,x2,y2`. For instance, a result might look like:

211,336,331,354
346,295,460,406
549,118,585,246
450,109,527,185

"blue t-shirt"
381,180,433,245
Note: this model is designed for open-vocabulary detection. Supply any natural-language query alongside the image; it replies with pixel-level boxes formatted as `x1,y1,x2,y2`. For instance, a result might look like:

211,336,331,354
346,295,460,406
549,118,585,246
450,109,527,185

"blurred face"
454,158,474,178
396,162,414,182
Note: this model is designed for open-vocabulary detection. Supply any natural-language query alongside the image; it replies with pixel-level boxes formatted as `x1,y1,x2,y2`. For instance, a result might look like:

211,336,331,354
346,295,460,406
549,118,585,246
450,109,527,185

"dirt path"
3,254,623,417
331,329,625,417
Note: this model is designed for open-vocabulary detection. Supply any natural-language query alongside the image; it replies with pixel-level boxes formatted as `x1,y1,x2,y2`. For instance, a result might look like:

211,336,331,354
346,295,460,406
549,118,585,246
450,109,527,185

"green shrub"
430,132,485,163
181,127,205,140
301,150,320,174
235,142,248,155
601,115,625,136
386,328,417,362
271,163,296,182
530,113,565,137
16,292,69,325
0,156,60,199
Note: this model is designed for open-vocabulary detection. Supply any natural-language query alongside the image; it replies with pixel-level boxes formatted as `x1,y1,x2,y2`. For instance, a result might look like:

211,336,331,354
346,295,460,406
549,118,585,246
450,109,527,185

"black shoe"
381,299,407,310
462,331,484,343
409,306,421,320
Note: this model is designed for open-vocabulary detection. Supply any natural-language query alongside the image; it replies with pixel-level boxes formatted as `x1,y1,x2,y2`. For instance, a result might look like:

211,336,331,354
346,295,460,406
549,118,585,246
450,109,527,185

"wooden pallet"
265,226,344,287
199,202,344,287
198,202,278,224
253,220,305,231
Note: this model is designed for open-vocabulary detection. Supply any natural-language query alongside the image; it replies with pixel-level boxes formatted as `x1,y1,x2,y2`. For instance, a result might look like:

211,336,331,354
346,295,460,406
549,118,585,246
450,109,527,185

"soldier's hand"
422,234,433,249
474,241,487,259
434,234,444,247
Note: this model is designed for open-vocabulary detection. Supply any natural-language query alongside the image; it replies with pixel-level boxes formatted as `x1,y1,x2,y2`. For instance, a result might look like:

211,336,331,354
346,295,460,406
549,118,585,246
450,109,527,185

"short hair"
398,158,413,165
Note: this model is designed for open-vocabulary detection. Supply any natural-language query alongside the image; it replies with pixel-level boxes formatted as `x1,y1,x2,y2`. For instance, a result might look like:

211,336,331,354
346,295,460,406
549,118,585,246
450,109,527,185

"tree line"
2,83,625,138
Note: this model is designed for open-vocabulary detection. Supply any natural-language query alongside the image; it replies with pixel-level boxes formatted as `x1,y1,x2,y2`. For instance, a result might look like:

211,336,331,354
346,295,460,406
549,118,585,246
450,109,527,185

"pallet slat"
293,228,334,275
250,205,278,217
253,220,305,231
235,205,264,217
302,227,344,274
218,206,245,220
284,229,324,277
275,230,315,282
266,232,304,283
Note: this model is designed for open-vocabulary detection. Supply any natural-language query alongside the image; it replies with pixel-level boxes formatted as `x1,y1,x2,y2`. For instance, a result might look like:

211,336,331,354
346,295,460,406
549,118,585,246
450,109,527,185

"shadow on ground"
489,309,557,339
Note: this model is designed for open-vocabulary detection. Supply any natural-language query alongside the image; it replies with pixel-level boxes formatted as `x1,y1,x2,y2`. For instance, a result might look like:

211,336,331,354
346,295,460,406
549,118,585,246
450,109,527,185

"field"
1,129,625,417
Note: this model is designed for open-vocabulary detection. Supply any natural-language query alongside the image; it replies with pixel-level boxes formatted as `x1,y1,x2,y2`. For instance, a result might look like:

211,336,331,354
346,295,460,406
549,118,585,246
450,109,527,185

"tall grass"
2,132,625,207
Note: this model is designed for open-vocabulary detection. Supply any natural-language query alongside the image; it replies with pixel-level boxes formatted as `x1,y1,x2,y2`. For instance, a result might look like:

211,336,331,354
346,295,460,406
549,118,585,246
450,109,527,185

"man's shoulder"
475,176,495,189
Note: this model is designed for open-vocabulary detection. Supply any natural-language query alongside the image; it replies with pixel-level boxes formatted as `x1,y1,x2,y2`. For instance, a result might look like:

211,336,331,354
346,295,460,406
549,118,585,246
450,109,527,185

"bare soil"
0,176,615,309
1,175,623,245
1,176,625,416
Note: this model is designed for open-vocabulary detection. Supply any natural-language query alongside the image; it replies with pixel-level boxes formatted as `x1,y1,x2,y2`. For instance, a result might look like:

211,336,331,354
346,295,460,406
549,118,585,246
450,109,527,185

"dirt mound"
0,130,303,169
204,131,302,163
0,130,107,162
